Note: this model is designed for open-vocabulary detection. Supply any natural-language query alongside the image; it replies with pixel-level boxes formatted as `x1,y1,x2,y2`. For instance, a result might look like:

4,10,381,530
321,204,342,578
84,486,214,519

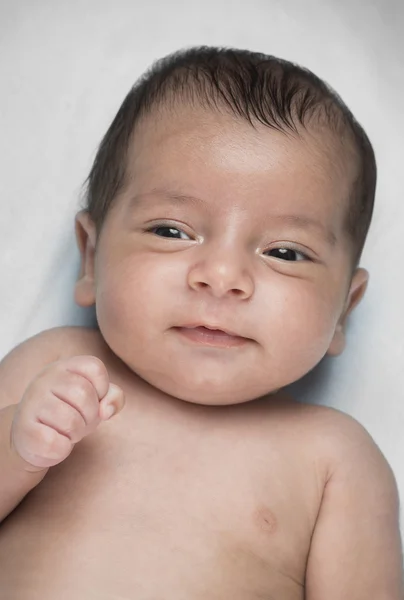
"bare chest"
0,396,319,599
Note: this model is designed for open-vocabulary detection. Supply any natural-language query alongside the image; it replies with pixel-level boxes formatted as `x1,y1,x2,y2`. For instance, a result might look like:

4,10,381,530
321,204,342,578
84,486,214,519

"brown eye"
265,248,307,261
149,226,190,240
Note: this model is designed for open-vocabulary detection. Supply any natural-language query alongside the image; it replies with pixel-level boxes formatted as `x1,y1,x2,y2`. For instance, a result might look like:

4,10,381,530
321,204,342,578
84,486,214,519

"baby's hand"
9,356,125,471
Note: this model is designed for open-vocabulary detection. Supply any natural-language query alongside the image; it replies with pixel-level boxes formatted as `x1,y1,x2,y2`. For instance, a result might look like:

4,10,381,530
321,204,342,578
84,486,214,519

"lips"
173,324,250,347
184,324,242,337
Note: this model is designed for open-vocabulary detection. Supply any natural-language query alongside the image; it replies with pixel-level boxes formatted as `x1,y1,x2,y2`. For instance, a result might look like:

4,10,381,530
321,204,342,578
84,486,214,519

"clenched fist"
10,356,125,471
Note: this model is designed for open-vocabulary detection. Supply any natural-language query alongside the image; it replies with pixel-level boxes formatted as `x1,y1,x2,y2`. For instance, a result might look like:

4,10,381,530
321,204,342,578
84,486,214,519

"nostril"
232,288,245,296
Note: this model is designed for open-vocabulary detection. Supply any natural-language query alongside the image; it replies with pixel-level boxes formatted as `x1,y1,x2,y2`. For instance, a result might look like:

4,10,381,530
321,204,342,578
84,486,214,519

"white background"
0,0,403,539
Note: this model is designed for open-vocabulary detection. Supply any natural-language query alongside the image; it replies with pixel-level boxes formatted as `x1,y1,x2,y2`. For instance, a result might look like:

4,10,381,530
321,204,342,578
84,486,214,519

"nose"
187,247,255,300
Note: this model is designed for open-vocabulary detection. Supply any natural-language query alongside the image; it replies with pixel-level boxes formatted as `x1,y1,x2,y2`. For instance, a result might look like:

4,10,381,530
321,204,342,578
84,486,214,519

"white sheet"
1,0,403,539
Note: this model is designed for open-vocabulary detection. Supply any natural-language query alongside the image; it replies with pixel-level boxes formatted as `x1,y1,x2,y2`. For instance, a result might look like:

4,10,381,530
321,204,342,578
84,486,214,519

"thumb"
99,383,125,421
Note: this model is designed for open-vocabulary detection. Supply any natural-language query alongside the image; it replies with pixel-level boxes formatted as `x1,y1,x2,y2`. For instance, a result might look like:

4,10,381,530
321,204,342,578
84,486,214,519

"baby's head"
74,46,376,405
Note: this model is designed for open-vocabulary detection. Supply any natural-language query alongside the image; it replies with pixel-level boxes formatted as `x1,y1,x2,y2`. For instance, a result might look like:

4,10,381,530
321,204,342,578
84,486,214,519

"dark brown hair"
80,46,376,268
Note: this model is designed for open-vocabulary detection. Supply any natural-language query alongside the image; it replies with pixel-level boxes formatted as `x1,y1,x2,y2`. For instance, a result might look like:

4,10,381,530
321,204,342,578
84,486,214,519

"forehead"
124,105,352,232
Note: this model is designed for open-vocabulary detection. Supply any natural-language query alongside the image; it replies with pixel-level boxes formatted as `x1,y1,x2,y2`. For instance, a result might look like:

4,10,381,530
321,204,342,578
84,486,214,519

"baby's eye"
264,247,307,262
149,226,191,240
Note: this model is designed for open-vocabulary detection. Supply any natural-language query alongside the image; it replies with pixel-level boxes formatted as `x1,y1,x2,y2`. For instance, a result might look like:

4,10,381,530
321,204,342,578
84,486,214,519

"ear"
74,210,97,307
327,267,369,356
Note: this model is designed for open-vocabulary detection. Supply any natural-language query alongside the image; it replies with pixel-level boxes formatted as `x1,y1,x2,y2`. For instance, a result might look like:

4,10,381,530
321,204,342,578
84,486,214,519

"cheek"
95,253,184,332
261,279,340,353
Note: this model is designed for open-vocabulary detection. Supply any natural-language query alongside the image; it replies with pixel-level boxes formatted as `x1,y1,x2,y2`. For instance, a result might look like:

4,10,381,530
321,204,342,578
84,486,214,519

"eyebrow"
130,188,337,246
270,214,338,246
130,188,207,207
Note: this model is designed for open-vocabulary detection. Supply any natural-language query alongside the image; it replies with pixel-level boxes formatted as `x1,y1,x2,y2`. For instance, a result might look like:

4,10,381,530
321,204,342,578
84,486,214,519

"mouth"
172,324,251,348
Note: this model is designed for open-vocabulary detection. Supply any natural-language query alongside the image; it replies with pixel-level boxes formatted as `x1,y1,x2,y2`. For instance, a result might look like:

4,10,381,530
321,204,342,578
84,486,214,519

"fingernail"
109,383,122,399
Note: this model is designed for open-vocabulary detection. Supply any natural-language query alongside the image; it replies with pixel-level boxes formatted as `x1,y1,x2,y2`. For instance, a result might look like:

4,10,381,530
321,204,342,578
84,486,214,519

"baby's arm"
0,327,124,523
305,412,403,599
0,328,65,521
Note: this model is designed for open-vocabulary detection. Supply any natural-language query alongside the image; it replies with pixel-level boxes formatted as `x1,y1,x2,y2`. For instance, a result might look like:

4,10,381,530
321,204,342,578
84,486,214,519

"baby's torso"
0,328,331,600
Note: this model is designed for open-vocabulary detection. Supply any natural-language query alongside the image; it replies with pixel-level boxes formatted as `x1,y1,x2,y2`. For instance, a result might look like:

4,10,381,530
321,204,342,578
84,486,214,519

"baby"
0,46,403,599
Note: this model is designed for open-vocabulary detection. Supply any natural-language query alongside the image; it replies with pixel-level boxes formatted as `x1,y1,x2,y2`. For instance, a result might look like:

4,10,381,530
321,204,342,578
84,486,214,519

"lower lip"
173,326,248,348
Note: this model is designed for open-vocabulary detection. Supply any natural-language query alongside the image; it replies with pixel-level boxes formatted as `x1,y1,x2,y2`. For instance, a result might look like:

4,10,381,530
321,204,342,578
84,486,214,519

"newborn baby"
0,46,402,599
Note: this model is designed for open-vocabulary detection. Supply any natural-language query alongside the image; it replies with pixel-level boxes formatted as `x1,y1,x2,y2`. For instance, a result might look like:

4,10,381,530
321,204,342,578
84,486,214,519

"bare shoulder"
55,325,114,366
267,393,374,445
0,326,104,410
294,400,398,487
270,394,396,483
54,325,105,357
304,403,402,598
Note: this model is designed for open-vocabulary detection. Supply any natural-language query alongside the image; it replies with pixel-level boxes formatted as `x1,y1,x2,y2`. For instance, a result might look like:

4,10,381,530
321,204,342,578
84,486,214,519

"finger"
99,384,125,421
61,355,110,401
14,419,73,469
35,394,87,442
49,372,100,426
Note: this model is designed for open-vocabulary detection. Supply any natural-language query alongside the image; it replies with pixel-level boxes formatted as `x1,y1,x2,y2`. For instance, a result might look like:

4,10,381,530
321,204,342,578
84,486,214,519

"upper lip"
176,323,247,338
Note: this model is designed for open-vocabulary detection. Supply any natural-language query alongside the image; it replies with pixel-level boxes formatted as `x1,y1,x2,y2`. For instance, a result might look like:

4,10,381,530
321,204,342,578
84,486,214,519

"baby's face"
76,104,367,405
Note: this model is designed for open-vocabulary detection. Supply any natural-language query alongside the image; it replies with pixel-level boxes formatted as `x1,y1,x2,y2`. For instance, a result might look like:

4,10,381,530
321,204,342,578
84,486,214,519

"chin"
175,391,252,406
161,378,270,406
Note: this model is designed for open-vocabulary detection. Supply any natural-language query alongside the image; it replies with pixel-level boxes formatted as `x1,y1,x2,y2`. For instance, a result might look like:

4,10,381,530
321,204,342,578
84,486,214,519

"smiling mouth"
173,325,250,348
